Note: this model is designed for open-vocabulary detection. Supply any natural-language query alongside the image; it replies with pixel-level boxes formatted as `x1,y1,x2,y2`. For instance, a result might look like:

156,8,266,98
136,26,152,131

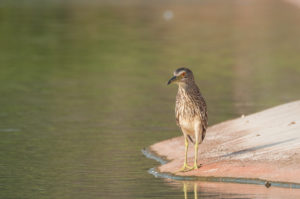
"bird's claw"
177,164,198,172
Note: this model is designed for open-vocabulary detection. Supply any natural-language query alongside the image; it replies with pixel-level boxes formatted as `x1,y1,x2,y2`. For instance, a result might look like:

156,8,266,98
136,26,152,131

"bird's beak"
167,76,177,85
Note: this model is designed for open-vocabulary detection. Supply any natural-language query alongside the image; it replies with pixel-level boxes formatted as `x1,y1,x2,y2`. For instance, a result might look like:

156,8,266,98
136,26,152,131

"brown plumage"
168,67,208,171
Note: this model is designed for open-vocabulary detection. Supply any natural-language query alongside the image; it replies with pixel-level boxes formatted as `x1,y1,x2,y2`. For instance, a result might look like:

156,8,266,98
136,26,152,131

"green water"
1,0,300,198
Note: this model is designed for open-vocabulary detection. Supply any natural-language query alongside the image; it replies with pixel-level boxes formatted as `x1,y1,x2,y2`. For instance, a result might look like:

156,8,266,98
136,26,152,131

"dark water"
1,0,300,198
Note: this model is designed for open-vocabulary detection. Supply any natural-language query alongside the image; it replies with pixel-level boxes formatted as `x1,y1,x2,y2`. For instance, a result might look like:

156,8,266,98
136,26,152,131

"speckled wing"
200,103,208,140
200,96,208,140
196,89,208,140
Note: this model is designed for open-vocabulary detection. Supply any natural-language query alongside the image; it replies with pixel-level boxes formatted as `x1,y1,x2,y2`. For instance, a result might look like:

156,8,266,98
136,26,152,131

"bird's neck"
178,83,199,102
178,83,191,93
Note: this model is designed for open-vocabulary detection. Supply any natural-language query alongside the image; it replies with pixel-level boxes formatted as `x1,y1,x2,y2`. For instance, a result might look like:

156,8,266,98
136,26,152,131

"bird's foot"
177,164,194,172
177,163,200,172
192,163,203,170
192,164,198,170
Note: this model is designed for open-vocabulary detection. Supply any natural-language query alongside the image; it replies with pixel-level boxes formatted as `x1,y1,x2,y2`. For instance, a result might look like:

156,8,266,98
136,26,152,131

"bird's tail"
187,135,194,144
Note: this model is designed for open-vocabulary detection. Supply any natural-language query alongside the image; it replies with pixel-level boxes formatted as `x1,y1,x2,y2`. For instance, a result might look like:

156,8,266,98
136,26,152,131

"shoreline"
144,101,300,188
142,148,300,189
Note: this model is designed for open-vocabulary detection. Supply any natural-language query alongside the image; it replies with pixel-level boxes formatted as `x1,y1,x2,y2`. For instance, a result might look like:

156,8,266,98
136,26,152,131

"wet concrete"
147,101,300,186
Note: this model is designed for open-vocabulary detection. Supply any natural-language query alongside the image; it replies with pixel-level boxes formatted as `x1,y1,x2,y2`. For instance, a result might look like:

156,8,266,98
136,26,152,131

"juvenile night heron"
167,67,208,172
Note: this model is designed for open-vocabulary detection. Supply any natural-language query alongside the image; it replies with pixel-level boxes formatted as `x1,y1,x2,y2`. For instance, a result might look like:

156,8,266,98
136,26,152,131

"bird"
167,67,208,172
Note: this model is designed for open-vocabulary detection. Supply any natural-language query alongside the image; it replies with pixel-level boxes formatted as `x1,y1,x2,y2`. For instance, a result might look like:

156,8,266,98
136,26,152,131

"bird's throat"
178,83,188,91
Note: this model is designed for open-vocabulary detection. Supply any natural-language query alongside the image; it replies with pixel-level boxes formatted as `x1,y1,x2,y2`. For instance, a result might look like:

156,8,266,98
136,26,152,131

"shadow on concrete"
221,138,296,158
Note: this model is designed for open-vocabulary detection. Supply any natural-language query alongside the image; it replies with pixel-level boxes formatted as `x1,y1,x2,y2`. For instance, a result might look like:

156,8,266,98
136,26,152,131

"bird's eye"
181,72,186,77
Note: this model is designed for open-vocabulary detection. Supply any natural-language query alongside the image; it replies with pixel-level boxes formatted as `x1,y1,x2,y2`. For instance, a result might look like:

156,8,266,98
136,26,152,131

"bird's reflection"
182,182,198,199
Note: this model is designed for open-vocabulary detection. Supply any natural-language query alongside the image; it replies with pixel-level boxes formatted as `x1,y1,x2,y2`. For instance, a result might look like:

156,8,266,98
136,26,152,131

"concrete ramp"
148,101,300,186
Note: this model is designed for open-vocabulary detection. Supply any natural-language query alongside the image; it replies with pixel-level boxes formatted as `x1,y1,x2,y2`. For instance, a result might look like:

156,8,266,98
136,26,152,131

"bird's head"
167,67,194,86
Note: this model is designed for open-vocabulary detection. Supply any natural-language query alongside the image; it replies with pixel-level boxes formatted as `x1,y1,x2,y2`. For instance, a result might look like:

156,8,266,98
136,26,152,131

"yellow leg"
178,136,193,172
193,143,198,169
